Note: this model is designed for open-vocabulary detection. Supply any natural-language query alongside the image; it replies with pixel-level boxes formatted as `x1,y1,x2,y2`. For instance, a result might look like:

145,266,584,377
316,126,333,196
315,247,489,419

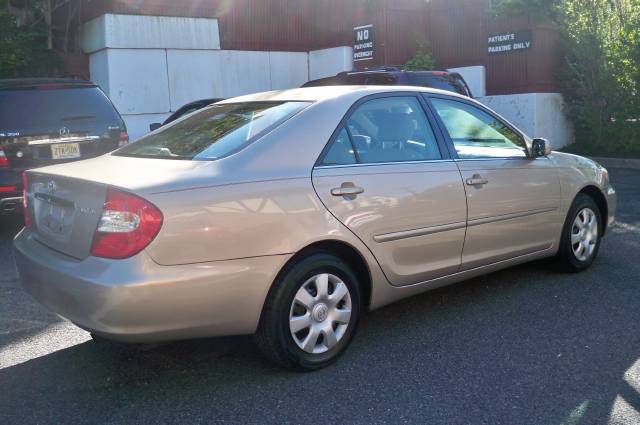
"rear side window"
116,101,309,160
320,96,441,165
0,87,120,132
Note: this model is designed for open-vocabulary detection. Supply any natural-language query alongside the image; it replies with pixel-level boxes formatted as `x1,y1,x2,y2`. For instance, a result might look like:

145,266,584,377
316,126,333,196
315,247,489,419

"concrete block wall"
83,14,353,140
478,93,574,148
443,65,573,148
308,47,353,80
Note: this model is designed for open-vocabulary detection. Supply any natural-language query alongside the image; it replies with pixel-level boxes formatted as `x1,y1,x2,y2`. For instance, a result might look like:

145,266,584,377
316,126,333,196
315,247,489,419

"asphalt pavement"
1,169,639,425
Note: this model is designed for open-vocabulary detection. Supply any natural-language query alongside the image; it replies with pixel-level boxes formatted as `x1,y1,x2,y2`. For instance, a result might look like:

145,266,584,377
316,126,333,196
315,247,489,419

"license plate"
51,143,80,159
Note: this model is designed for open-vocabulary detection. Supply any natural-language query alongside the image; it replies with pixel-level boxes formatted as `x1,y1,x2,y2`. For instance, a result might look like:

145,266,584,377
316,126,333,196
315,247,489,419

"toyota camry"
14,86,616,370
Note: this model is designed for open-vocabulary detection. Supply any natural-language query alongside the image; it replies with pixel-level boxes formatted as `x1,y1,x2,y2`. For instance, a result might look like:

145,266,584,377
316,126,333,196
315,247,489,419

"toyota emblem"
47,181,57,194
59,127,70,137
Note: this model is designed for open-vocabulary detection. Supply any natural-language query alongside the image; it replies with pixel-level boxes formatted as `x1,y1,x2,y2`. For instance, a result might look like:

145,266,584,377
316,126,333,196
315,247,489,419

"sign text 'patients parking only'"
487,30,532,54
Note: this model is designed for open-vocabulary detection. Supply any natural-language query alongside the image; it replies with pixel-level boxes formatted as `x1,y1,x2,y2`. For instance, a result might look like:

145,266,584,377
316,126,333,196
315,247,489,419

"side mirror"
149,123,162,132
531,138,552,157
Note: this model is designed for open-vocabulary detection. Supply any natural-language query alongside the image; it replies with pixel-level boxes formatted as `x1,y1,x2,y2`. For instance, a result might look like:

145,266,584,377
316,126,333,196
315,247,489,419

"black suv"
0,78,127,215
302,66,473,98
149,98,223,131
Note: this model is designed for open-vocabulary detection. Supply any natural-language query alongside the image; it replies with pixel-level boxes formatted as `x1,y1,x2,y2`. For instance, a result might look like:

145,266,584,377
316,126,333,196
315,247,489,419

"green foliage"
558,0,640,156
491,0,561,21
404,50,436,71
0,0,60,78
494,0,640,157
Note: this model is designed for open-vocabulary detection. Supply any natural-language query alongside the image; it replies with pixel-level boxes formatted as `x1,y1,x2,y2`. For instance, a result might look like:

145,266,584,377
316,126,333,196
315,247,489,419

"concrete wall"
447,65,486,98
83,14,352,140
478,93,574,149
308,46,353,80
81,14,221,53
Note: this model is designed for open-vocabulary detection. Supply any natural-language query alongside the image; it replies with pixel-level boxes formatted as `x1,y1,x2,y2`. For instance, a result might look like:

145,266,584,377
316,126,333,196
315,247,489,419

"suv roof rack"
0,77,94,91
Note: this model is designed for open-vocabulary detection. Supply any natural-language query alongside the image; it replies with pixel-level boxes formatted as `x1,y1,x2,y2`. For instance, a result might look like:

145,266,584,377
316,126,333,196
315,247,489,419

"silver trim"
374,221,466,243
315,159,455,170
467,207,558,227
28,136,100,145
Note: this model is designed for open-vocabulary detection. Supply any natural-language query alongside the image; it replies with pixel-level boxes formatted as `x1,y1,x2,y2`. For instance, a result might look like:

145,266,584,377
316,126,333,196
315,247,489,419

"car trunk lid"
26,172,107,259
24,155,214,259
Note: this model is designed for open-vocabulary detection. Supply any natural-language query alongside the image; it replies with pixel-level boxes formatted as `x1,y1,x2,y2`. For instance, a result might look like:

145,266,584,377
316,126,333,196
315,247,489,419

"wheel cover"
289,273,352,354
571,207,598,262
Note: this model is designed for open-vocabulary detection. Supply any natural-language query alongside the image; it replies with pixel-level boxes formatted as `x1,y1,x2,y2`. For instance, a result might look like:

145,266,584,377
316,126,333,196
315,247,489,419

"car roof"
219,85,467,104
0,78,95,90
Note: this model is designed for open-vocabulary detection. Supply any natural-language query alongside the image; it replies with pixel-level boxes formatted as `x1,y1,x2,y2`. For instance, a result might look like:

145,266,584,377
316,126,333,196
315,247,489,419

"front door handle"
466,174,488,187
331,182,364,199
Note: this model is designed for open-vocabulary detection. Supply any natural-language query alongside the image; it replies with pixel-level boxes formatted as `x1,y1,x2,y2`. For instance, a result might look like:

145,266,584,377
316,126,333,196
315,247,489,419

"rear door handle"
331,182,364,199
466,174,488,187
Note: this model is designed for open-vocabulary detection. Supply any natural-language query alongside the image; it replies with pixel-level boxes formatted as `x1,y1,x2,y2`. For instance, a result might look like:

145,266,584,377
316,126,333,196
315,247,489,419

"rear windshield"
115,101,310,160
0,86,120,131
406,74,470,96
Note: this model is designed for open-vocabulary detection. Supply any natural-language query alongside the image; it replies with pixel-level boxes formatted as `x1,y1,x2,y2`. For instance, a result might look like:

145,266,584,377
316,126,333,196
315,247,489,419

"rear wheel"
255,253,361,371
557,194,602,272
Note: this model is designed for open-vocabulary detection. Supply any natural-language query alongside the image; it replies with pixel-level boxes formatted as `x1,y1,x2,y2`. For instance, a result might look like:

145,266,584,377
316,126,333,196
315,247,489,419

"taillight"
22,172,31,228
0,149,8,167
118,131,129,147
0,185,17,193
90,188,163,259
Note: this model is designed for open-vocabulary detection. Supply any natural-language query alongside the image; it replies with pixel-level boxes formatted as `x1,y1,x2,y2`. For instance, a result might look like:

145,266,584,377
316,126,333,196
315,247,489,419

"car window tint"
431,98,527,159
0,87,120,133
407,74,468,96
321,128,357,166
345,97,441,164
364,74,397,85
116,101,309,160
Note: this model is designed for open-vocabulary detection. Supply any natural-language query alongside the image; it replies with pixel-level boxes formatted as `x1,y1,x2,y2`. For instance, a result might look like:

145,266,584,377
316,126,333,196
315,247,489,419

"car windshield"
116,101,310,160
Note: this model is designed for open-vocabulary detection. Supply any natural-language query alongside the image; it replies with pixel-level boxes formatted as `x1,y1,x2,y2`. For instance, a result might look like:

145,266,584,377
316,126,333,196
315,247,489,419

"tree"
0,0,84,78
494,0,640,156
404,50,436,71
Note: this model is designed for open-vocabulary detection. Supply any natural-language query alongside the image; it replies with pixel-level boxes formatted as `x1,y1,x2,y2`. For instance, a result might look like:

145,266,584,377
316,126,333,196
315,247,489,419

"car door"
426,94,562,270
312,93,468,286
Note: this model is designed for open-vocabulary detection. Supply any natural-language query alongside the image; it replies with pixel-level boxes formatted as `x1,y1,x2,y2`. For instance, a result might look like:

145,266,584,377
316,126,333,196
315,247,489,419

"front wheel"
557,194,602,272
255,253,361,371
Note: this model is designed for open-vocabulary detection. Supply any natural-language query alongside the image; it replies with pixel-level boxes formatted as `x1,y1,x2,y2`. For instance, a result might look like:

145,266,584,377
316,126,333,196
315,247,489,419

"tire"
255,252,362,371
557,193,603,272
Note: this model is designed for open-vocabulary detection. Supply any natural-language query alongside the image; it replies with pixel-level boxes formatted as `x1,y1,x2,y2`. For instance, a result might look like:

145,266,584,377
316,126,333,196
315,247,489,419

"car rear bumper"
14,229,290,343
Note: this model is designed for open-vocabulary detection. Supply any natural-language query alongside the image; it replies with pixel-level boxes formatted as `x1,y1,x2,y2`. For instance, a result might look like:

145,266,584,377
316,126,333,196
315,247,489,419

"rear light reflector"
91,188,163,259
0,149,8,167
118,131,130,147
0,185,17,193
22,172,31,228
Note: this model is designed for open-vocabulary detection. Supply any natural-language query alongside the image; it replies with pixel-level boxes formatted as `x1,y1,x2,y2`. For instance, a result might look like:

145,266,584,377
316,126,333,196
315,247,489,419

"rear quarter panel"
145,177,368,265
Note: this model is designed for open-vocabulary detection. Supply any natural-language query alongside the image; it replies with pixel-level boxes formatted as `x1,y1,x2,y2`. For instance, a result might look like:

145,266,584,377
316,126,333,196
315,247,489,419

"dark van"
302,67,473,98
0,78,127,216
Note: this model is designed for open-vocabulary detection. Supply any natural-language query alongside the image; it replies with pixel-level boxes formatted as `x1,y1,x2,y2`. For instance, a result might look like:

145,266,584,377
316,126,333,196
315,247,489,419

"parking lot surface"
1,169,639,425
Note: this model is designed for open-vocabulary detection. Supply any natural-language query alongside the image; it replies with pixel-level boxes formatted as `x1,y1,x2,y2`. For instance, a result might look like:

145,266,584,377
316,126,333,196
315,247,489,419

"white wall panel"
479,93,537,137
478,93,573,148
82,14,220,53
533,93,574,149
269,51,308,90
167,50,271,109
447,65,486,97
102,49,171,115
88,49,110,94
308,46,353,80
